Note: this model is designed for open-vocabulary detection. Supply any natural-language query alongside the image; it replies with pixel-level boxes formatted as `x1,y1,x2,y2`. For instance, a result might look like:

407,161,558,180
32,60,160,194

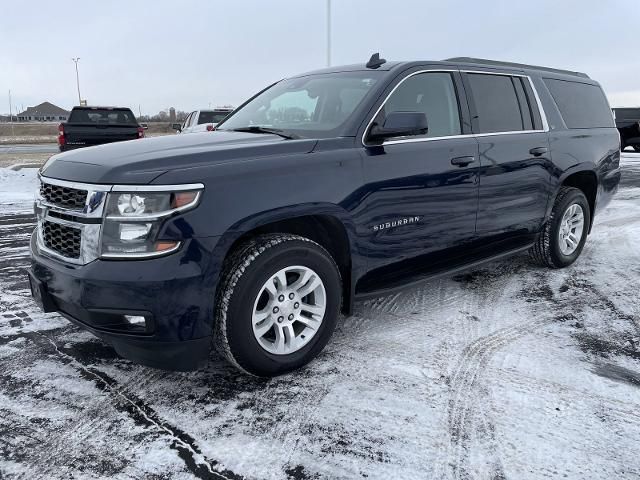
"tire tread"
529,186,582,268
213,233,339,375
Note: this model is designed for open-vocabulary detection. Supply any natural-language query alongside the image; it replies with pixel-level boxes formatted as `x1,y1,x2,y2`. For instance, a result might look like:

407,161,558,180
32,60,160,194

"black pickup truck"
613,108,640,152
29,55,621,377
58,106,144,152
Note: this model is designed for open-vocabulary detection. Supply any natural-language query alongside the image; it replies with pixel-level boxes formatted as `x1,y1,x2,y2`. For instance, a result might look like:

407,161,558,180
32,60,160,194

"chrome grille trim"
35,175,111,265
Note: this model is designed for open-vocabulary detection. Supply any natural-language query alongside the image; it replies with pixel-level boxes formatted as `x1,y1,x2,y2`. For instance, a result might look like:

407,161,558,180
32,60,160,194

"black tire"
214,234,342,376
530,187,591,268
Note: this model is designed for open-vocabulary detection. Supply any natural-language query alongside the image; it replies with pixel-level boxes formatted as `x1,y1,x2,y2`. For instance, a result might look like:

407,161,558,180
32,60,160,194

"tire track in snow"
27,327,244,480
444,317,553,480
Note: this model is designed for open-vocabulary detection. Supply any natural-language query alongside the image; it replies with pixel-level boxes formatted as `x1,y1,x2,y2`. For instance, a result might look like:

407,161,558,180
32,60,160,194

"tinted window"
544,78,614,129
69,108,137,125
613,109,640,122
378,72,461,138
467,74,524,133
198,111,231,124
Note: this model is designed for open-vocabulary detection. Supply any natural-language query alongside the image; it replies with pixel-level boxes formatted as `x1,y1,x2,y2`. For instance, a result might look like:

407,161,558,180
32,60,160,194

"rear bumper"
29,232,220,371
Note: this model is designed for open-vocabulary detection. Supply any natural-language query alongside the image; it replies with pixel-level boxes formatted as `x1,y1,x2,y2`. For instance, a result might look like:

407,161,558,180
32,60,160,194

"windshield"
69,108,138,126
217,71,382,137
198,111,231,124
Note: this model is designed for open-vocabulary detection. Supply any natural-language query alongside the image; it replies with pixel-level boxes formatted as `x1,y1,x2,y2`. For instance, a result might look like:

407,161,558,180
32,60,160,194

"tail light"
137,126,145,138
206,124,214,132
57,123,65,146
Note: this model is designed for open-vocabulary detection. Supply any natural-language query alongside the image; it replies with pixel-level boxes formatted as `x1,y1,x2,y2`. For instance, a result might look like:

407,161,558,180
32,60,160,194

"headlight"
101,184,203,258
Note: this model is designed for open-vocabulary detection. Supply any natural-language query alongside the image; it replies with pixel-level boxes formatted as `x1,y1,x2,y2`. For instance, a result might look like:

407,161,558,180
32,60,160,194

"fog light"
124,315,146,326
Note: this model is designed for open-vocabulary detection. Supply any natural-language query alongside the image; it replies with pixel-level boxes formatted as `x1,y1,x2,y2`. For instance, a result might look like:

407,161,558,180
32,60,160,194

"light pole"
326,0,331,67
72,57,82,104
8,89,12,123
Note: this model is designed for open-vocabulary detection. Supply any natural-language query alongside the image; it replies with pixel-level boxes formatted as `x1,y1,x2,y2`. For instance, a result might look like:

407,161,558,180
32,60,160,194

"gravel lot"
1,155,639,480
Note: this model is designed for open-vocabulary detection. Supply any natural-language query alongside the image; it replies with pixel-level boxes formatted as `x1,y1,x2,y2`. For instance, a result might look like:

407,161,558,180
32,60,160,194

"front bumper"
29,232,220,371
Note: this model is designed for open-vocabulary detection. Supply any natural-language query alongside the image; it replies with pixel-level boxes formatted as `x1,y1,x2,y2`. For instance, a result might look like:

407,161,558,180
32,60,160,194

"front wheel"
214,234,342,376
530,187,590,268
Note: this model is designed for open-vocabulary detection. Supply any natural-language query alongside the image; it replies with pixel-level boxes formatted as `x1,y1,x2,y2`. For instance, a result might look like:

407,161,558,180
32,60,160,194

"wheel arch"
558,168,598,233
214,204,360,315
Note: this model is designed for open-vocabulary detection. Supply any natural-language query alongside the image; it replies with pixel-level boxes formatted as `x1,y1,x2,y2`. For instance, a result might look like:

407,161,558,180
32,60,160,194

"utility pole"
8,89,12,122
72,57,82,105
326,0,331,67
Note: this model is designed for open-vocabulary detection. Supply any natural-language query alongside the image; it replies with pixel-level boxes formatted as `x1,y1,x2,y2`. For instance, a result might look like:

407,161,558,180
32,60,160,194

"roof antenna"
366,52,386,69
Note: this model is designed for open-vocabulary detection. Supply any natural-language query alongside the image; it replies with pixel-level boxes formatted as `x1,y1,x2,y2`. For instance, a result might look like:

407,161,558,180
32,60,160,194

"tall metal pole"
326,0,331,67
8,89,12,123
72,57,82,104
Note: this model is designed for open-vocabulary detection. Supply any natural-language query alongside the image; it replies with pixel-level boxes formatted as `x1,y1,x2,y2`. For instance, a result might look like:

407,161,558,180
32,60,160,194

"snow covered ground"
1,155,639,480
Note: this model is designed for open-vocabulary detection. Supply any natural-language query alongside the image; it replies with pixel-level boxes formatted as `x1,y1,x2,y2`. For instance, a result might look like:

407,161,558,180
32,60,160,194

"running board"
354,243,534,300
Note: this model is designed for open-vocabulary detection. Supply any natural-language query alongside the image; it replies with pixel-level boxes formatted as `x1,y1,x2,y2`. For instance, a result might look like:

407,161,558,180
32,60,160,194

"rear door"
358,69,480,272
461,71,552,240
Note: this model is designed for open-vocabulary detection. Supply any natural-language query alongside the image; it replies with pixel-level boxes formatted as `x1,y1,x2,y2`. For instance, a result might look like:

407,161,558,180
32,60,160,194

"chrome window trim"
361,68,550,148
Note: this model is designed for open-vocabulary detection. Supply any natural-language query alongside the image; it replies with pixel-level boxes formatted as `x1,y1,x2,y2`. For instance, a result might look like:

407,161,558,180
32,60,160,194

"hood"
41,131,317,184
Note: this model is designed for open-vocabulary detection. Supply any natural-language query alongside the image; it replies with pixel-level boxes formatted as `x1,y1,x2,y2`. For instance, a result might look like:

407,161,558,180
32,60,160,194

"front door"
357,70,480,274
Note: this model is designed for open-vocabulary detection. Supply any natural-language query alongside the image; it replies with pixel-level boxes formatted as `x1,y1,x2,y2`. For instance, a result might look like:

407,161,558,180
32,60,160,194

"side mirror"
171,123,182,132
368,111,428,142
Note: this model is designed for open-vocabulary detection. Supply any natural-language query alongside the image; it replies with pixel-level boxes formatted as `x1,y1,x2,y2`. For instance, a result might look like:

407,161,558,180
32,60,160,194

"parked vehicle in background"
173,108,234,134
613,108,640,152
30,55,620,377
58,106,144,152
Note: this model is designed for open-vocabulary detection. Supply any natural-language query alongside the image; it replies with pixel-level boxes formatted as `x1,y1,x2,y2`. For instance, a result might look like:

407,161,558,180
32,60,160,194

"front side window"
372,72,461,139
217,71,382,138
466,73,525,134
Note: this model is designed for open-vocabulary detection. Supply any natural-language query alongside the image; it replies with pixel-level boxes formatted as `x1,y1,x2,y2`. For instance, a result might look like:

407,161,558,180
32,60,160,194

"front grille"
40,182,87,210
42,221,81,259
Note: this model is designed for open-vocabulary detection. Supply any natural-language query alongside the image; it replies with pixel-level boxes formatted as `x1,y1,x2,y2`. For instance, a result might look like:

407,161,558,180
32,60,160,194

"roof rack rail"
444,57,590,79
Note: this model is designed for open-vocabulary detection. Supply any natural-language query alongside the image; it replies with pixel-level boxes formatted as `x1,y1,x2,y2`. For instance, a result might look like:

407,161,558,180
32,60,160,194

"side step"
354,243,533,300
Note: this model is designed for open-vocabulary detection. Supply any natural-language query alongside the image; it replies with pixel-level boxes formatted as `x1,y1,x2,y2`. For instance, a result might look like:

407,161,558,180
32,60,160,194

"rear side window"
198,111,231,124
69,108,137,125
466,73,525,133
378,72,461,138
544,79,614,129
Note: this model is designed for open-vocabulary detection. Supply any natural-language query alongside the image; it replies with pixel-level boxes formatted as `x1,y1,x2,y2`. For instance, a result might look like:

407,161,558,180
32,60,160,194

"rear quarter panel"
531,75,621,217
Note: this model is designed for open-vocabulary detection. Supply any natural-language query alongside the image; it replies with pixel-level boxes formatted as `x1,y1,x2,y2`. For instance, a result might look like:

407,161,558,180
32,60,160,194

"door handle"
529,146,548,157
450,156,475,167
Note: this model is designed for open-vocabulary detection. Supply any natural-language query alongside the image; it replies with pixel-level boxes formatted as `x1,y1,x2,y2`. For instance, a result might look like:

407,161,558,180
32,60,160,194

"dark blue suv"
28,56,621,376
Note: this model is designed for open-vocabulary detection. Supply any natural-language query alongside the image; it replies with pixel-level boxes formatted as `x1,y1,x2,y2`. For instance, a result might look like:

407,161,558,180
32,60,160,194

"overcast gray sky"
2,0,639,115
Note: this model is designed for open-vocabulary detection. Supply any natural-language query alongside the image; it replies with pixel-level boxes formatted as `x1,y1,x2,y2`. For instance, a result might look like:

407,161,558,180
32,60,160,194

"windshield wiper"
228,126,299,139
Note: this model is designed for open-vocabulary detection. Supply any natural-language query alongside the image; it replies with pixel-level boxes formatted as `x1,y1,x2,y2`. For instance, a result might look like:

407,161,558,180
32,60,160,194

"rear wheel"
214,234,342,376
530,187,590,268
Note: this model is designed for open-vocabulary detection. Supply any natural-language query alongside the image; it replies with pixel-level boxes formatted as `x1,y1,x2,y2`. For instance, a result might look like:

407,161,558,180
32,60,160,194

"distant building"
16,102,70,122
169,107,176,123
